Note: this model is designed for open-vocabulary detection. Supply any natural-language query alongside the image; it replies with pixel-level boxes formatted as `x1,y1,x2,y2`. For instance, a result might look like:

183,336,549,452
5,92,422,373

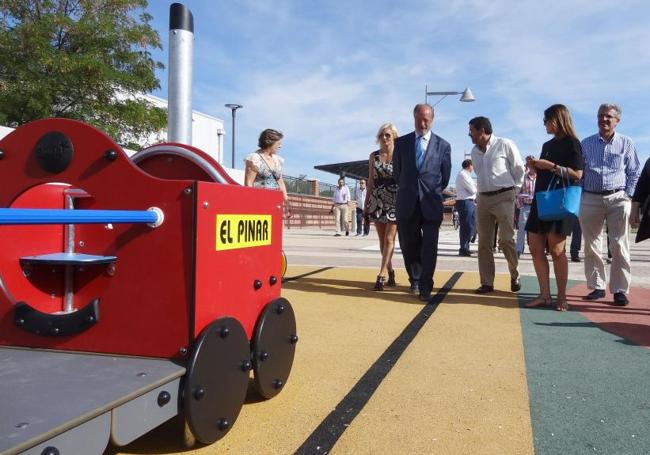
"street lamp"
216,128,225,163
425,86,475,106
224,103,243,168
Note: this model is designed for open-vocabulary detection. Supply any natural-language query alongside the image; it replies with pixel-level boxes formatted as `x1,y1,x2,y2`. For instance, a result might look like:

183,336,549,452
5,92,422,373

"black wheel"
251,298,298,399
183,318,251,444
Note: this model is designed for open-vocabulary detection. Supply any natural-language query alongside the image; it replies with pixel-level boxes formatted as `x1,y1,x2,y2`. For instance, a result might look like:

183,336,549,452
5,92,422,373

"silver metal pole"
225,104,242,168
168,3,194,144
231,109,236,168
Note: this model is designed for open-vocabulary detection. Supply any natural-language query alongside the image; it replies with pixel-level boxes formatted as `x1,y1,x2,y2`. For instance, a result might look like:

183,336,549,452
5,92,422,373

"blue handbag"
535,168,581,221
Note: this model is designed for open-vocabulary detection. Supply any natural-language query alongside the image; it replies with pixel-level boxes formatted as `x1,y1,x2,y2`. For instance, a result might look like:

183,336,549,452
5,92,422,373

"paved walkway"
283,225,650,288
112,226,650,455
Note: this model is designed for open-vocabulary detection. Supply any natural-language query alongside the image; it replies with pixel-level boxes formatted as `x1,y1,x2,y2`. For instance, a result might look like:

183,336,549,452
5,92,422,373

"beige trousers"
476,189,519,286
579,191,631,293
334,204,349,234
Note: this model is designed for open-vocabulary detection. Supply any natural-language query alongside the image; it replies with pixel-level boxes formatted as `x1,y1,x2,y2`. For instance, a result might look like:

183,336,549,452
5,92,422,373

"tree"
0,0,166,149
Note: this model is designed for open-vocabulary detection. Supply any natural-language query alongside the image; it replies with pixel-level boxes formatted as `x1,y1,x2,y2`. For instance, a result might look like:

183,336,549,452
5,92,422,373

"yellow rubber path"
113,266,533,454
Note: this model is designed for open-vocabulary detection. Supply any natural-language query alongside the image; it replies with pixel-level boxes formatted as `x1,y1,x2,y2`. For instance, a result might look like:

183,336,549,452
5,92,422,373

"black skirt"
525,198,577,236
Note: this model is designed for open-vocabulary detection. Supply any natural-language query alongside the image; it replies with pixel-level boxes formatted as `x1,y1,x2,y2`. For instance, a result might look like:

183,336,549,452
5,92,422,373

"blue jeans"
456,199,475,253
356,207,369,235
516,204,531,254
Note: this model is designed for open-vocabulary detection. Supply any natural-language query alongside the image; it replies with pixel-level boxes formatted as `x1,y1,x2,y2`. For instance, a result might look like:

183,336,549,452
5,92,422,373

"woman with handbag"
524,104,583,311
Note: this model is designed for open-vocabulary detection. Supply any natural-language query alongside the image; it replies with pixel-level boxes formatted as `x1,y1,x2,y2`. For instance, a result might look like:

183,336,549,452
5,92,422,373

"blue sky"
144,0,650,185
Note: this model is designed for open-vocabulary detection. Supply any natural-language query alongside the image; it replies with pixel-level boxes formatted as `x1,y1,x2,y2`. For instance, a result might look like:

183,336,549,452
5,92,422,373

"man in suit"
394,103,451,302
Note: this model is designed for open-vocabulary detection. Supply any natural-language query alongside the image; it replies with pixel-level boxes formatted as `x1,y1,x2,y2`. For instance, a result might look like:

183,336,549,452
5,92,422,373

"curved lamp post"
425,86,475,106
224,103,243,168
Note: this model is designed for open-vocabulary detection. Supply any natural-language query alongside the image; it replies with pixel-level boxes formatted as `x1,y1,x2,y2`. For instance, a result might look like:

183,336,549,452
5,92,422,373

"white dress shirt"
455,169,477,200
471,135,525,193
332,185,350,204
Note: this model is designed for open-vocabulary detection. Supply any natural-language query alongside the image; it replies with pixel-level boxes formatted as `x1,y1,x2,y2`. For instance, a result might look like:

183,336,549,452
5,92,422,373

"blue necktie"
415,135,425,170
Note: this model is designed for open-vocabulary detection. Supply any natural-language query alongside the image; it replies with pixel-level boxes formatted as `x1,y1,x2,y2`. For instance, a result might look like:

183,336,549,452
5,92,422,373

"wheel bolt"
193,387,205,400
217,418,229,431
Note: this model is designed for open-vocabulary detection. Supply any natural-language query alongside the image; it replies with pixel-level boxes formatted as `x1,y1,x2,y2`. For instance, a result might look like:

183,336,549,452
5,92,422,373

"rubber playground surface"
113,266,650,455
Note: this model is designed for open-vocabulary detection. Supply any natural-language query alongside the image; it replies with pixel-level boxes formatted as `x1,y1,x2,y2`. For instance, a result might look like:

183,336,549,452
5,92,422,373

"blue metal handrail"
0,208,163,226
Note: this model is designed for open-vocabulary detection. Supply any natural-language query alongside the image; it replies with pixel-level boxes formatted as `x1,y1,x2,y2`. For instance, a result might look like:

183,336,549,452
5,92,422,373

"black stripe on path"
283,267,334,283
294,271,463,454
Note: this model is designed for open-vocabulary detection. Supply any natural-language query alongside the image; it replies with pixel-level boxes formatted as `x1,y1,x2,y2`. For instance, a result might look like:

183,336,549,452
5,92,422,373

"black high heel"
373,275,385,291
386,270,396,287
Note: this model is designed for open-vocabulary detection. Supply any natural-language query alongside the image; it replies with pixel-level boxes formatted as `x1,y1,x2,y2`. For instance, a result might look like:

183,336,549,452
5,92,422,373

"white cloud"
149,0,650,183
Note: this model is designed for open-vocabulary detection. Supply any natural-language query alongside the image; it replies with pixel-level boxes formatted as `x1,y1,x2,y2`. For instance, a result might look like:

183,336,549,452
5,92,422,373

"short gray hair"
599,103,622,119
413,103,434,116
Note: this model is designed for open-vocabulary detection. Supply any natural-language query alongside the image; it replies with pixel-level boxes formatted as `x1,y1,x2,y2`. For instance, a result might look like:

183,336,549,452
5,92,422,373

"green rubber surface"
519,275,650,454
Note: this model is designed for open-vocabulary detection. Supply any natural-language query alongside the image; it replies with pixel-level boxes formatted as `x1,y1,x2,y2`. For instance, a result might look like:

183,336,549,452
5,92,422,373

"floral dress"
244,152,284,189
366,150,398,223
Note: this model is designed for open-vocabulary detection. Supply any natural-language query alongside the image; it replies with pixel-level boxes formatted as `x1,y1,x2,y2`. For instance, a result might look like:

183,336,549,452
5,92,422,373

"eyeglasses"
381,133,392,139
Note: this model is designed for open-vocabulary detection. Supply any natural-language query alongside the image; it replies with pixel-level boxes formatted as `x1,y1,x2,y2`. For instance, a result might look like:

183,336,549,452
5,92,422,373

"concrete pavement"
283,224,650,288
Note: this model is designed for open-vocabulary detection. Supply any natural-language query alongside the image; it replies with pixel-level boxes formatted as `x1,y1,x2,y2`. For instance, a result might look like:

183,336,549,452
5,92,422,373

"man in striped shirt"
579,103,640,306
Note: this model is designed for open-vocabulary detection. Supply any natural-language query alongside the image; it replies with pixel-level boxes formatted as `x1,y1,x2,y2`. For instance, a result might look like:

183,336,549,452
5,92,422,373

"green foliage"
0,0,167,147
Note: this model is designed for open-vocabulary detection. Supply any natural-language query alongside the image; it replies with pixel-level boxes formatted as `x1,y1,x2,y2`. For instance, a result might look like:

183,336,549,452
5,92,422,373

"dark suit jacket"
633,157,650,243
393,131,451,222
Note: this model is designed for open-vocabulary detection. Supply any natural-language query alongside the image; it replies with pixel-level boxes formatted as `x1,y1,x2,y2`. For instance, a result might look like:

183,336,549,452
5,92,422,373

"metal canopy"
314,158,455,198
314,159,369,180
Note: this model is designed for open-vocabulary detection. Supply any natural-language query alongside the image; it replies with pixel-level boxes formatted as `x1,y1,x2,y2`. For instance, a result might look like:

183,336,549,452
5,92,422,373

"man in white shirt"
469,116,525,294
455,159,477,256
331,177,350,236
354,179,369,236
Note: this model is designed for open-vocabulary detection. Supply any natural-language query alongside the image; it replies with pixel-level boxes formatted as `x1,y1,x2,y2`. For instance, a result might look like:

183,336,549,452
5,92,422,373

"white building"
141,94,226,163
0,95,226,164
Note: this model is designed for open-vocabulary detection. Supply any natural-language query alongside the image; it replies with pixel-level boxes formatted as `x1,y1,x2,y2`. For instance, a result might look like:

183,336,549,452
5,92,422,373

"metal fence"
283,175,313,196
317,182,356,199
284,175,354,199
318,182,339,198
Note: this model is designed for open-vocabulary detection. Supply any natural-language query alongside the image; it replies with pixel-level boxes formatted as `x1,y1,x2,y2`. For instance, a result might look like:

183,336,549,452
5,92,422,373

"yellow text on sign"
216,214,272,251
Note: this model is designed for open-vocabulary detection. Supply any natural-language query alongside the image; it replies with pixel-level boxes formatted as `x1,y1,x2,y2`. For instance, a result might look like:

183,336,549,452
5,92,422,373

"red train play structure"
0,118,297,454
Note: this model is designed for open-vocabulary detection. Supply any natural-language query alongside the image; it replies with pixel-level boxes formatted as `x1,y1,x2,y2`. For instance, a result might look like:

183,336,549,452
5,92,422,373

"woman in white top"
244,129,290,212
